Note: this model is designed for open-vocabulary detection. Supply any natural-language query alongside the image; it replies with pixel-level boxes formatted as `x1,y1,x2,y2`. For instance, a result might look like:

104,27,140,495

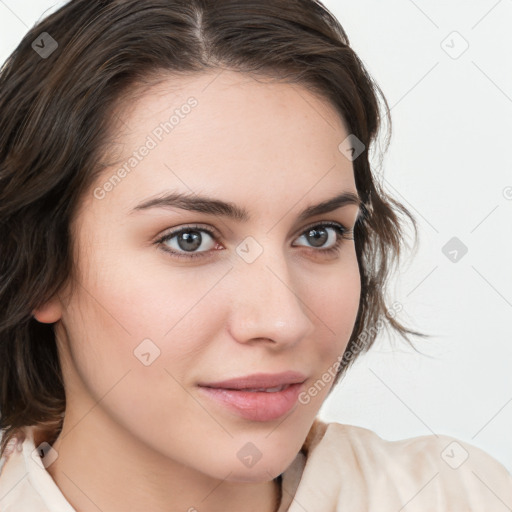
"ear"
32,294,63,324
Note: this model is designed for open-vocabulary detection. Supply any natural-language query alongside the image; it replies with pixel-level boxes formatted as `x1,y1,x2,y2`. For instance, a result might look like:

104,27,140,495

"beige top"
1,419,511,511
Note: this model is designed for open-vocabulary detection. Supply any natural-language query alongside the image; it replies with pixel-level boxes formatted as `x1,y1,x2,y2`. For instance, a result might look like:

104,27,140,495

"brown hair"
0,0,422,456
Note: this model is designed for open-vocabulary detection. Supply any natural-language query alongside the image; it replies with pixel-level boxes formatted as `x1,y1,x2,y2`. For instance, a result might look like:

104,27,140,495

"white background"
1,0,511,473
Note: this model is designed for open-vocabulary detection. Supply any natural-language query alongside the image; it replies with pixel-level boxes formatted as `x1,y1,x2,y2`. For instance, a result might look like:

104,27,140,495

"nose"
227,243,315,348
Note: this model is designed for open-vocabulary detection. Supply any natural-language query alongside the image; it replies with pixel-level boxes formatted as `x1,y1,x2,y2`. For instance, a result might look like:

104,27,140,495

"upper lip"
199,371,307,390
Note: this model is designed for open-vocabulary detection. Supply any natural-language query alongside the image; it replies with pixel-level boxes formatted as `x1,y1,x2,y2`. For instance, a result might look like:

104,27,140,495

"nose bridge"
228,237,315,345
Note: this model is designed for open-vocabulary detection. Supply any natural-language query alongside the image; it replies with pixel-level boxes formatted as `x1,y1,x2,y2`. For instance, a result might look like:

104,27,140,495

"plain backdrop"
1,0,511,473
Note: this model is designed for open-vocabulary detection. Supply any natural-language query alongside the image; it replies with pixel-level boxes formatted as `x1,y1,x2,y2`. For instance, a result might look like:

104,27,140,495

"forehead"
86,70,356,220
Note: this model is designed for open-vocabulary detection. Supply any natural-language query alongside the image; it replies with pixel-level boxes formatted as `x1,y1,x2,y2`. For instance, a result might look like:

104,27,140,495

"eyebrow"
130,190,362,223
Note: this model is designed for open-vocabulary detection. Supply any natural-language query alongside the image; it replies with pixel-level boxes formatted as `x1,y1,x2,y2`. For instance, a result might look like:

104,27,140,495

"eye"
155,221,353,260
293,221,353,255
156,225,220,260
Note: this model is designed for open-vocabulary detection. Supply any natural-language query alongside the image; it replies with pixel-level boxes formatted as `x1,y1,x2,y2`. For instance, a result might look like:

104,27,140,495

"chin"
198,447,296,483
223,465,283,483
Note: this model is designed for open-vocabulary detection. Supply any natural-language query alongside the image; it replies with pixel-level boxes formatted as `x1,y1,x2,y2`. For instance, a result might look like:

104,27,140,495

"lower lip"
198,382,304,422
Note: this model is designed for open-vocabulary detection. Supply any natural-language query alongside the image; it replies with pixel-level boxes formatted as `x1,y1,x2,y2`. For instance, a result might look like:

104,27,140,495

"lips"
197,371,308,421
198,371,307,391
198,382,306,422
239,384,289,392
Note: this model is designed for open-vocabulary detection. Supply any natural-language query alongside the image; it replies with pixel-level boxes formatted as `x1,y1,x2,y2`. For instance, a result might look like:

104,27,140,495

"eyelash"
154,221,354,261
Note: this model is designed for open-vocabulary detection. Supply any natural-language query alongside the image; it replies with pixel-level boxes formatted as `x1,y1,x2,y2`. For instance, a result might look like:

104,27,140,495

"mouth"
226,384,292,392
197,378,307,422
198,370,308,391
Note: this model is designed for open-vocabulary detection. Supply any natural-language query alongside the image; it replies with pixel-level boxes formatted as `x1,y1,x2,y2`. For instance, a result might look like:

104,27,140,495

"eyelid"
296,219,353,239
154,219,354,260
154,223,220,244
155,220,351,244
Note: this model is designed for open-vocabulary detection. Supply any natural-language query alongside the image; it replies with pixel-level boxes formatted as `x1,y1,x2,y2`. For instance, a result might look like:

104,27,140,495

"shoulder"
0,427,69,511
0,429,37,509
293,419,512,511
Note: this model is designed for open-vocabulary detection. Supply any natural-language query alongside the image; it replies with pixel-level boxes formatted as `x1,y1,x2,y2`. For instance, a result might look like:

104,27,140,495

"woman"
0,1,510,510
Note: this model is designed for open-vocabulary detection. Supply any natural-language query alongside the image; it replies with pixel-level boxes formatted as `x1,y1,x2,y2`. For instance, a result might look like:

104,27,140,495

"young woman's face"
48,70,361,481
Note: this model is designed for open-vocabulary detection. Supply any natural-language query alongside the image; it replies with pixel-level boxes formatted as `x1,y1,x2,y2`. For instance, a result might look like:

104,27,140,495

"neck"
44,409,282,512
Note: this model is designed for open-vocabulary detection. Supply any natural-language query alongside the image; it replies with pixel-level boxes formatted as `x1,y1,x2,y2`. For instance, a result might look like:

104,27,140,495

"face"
40,70,361,482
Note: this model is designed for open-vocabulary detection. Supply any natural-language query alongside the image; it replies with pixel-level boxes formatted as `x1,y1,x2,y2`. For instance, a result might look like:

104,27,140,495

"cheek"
297,253,361,397
308,252,361,341
58,261,233,465
58,270,214,442
88,247,232,337
60,250,231,388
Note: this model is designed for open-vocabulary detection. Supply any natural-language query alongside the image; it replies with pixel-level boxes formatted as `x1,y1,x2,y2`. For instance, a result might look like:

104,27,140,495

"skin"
34,70,362,512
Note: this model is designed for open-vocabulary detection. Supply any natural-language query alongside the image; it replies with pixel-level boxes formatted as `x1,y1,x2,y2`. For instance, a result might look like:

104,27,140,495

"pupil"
178,231,201,251
308,227,327,247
